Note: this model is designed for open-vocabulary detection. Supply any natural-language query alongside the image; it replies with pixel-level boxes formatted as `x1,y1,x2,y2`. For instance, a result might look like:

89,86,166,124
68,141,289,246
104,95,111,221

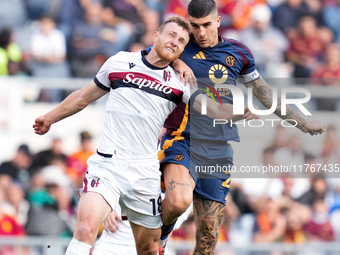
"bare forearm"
193,94,248,121
245,78,307,132
43,89,89,125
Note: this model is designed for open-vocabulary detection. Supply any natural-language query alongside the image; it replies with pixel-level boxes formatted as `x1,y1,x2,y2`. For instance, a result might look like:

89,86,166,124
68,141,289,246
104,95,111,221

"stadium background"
0,0,340,254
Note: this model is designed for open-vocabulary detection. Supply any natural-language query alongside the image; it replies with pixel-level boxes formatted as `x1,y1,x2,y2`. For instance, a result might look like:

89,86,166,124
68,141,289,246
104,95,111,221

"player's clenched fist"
304,120,325,136
33,116,51,135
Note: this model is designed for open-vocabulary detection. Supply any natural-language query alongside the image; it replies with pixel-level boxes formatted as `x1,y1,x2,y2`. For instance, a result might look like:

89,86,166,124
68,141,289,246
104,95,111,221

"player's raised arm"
33,80,108,135
243,77,325,135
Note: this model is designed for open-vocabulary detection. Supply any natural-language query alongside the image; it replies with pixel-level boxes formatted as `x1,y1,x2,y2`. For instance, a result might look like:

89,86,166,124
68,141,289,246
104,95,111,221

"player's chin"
198,42,210,48
166,52,181,62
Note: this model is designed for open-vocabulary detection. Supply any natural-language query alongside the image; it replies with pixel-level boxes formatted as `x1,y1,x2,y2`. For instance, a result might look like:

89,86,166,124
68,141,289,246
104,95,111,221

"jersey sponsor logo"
90,177,100,188
163,70,172,82
198,83,223,108
193,51,206,59
129,62,136,69
174,154,185,161
123,73,173,94
209,64,228,83
225,55,236,67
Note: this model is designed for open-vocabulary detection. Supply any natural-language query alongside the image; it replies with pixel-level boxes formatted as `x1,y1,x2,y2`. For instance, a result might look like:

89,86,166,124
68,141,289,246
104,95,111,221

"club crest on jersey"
225,55,236,67
175,155,185,161
90,177,100,188
163,70,172,82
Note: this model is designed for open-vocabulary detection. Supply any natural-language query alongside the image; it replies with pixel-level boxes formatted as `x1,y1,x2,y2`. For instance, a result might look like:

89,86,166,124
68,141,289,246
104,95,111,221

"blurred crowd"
0,124,339,254
0,0,340,99
0,131,94,254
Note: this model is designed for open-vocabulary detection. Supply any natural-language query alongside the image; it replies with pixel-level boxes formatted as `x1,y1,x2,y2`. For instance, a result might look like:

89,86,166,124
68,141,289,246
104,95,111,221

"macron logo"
129,63,136,69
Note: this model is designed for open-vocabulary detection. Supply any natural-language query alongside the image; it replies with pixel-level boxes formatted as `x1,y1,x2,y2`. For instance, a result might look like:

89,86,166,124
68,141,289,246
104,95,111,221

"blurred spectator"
102,0,158,48
274,135,311,199
24,0,53,20
172,214,195,241
5,183,30,226
297,175,328,206
321,125,339,165
286,15,331,79
272,0,310,35
0,144,32,190
140,8,161,48
67,131,95,188
163,0,189,19
29,137,68,176
0,28,23,75
30,15,70,102
25,165,76,237
304,0,325,26
70,2,131,78
283,205,308,243
237,4,289,77
253,197,286,242
218,0,267,32
56,0,88,48
30,16,70,77
304,198,335,241
220,195,244,245
0,188,25,236
266,0,286,11
310,43,340,97
323,0,340,43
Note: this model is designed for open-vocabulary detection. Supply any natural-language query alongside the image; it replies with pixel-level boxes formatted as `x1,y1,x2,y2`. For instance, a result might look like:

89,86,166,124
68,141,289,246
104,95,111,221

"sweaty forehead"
162,23,189,38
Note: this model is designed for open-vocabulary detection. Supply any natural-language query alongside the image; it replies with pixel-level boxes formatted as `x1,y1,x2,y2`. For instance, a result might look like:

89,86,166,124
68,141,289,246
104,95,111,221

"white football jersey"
95,50,190,160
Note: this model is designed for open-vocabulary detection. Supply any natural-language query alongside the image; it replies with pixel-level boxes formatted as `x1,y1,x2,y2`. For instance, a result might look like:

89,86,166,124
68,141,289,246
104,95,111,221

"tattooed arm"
244,77,325,135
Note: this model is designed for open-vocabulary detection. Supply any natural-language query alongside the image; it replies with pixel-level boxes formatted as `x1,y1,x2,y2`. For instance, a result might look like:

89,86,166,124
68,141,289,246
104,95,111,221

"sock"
161,220,177,239
65,238,92,255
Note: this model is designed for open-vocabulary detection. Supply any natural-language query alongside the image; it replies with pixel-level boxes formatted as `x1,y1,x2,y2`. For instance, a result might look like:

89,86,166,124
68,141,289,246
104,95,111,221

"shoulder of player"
221,37,254,56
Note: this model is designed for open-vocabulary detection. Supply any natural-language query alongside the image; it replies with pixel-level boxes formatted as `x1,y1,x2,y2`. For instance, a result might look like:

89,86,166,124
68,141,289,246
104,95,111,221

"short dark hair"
188,0,217,18
158,16,191,36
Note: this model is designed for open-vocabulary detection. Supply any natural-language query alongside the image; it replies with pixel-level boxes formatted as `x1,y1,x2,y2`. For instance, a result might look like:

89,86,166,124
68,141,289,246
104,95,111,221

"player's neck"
209,35,220,48
145,49,169,68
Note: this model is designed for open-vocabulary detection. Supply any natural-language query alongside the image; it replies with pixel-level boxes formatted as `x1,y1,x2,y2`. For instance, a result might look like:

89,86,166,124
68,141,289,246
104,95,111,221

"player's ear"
153,31,159,43
216,16,221,28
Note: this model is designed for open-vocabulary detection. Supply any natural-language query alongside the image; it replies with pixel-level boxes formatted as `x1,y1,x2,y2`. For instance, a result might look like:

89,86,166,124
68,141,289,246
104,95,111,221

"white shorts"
92,222,137,255
83,153,162,229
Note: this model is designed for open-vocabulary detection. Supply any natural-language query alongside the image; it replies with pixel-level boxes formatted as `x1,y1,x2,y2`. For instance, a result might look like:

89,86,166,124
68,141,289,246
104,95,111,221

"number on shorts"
150,196,162,215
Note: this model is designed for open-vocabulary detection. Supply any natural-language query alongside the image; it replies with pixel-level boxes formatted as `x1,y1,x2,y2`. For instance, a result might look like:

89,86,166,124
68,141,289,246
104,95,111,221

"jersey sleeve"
238,47,261,83
94,56,114,91
94,52,124,91
182,83,191,104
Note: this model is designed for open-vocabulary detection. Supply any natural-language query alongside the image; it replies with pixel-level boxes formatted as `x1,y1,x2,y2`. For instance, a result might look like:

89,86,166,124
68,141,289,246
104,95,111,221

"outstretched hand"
303,120,325,135
33,115,51,135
